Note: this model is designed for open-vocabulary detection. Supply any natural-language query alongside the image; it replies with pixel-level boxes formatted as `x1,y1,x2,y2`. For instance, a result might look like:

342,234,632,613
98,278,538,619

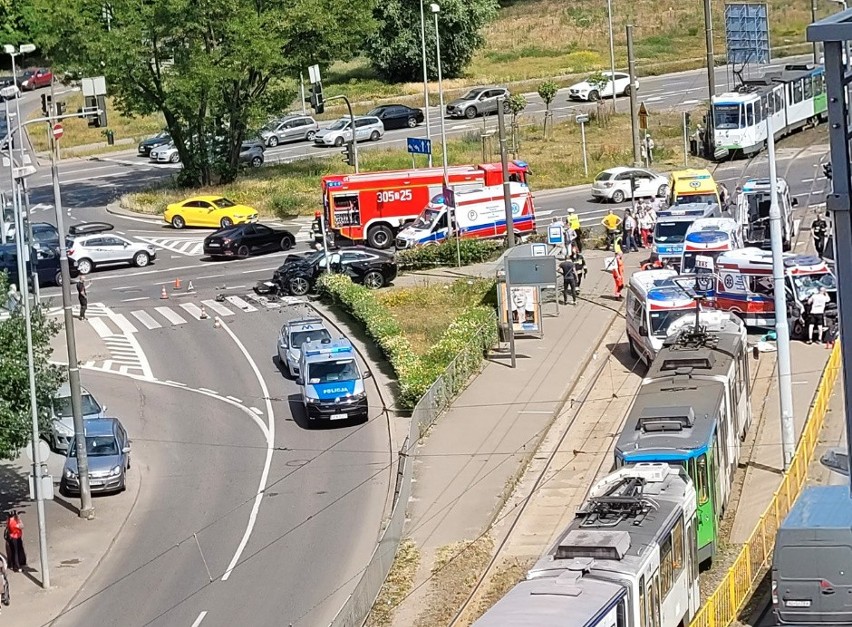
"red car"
19,68,52,91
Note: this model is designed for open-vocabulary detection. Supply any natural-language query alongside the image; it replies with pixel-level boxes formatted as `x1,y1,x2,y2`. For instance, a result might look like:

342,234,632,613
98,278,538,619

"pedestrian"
806,287,831,344
570,245,587,290
76,278,88,321
601,210,622,251
639,208,654,248
623,211,639,252
612,252,625,299
824,305,839,349
563,216,577,253
718,182,729,207
5,511,25,573
559,258,578,305
811,212,829,258
567,208,582,251
5,284,21,314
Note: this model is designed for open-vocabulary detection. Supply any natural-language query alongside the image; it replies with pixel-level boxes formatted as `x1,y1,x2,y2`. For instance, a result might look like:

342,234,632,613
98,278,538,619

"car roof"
346,246,393,258
83,418,120,436
55,382,91,397
186,195,228,202
68,222,114,236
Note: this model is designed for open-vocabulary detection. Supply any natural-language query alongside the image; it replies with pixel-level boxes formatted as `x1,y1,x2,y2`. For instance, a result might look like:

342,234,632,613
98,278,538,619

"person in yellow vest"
566,208,582,251
601,210,622,251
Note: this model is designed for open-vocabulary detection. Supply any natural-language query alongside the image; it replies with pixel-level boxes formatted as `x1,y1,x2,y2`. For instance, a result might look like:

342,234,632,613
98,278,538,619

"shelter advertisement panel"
500,284,541,333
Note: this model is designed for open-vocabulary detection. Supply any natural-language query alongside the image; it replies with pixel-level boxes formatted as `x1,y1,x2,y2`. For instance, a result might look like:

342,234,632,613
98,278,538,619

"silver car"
67,223,157,274
61,418,131,495
277,318,332,377
150,142,180,163
313,116,385,147
260,115,319,147
445,86,510,119
49,383,106,453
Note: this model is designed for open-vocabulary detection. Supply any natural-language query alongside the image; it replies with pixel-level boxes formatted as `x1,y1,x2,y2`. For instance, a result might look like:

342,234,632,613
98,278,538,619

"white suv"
67,223,157,274
313,117,385,147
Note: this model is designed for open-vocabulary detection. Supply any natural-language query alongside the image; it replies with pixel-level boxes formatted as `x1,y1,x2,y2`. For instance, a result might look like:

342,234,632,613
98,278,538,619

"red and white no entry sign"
52,123,63,140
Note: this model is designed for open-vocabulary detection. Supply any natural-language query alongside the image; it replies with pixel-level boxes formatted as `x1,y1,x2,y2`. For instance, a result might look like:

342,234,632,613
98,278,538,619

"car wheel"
251,156,263,167
289,276,310,296
464,106,477,119
611,190,625,203
334,136,344,147
503,101,511,113
657,184,668,198
171,215,186,229
370,130,380,142
237,245,250,259
220,217,234,228
76,258,93,275
363,270,385,290
589,90,600,101
268,136,279,147
306,130,316,141
367,224,393,249
623,85,632,97
59,478,70,497
280,236,293,251
407,117,418,128
54,271,63,287
628,337,639,359
169,152,180,163
133,251,150,268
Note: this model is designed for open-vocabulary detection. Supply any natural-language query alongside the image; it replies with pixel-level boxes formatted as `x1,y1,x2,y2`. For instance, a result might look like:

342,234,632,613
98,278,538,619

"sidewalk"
390,247,634,626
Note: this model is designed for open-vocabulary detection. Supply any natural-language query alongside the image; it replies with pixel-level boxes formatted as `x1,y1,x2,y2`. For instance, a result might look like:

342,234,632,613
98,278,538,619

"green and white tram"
712,64,827,158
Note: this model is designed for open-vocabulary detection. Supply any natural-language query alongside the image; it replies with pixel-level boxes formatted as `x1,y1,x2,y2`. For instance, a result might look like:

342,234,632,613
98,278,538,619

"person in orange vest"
612,253,625,299
640,252,665,271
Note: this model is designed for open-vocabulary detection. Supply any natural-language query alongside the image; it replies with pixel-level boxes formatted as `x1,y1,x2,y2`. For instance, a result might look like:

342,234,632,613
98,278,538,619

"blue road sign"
407,137,432,155
547,223,564,246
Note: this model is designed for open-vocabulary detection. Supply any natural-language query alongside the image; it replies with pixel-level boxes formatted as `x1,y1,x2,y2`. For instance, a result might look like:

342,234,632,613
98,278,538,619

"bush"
395,238,504,271
317,274,497,409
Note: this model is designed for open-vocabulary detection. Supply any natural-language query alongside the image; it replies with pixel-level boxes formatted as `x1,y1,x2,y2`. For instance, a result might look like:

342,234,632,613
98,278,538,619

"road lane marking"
111,312,139,335
179,302,204,320
217,318,275,582
225,295,257,312
191,610,208,627
250,407,263,415
88,317,113,338
131,310,162,329
226,395,242,403
155,306,187,325
201,299,234,316
121,296,149,303
199,387,218,395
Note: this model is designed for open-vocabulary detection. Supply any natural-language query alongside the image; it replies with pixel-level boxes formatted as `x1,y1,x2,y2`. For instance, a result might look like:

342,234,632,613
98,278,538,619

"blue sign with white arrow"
407,137,432,155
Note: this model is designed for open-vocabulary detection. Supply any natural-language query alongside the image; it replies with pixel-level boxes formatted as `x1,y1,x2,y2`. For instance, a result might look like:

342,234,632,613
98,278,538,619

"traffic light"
306,82,324,115
342,141,355,167
41,93,52,117
85,94,108,128
684,112,691,127
823,162,833,181
56,101,66,116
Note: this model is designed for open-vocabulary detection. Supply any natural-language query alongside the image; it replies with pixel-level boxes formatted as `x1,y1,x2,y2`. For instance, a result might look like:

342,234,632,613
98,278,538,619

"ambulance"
668,168,722,206
652,203,720,267
318,161,532,249
394,182,535,249
297,338,370,423
679,217,743,297
714,248,836,332
736,178,797,251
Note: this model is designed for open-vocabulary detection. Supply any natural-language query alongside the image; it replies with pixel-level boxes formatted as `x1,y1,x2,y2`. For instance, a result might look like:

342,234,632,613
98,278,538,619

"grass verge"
366,539,421,627
121,108,704,219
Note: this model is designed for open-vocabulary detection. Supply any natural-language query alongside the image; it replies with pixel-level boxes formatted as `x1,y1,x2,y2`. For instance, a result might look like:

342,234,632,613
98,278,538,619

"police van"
297,338,370,423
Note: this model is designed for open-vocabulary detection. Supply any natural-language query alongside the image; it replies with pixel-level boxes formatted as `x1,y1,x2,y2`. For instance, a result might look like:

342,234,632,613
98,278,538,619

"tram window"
652,576,661,627
713,104,741,129
805,77,813,99
755,101,763,124
690,523,699,580
746,103,754,126
639,575,647,627
673,518,685,576
775,91,784,113
616,597,627,627
793,80,803,104
660,535,674,597
816,74,825,95
697,454,709,505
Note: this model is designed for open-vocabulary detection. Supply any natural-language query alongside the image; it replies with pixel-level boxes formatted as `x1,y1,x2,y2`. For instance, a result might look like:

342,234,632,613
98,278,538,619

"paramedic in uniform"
807,287,831,345
811,213,829,258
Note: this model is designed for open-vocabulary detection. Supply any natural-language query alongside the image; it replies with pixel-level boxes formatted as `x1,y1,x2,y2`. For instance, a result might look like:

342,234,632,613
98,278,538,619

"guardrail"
328,323,497,627
689,343,842,627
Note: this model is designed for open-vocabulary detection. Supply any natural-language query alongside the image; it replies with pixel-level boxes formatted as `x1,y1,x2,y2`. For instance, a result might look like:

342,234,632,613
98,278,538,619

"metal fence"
328,323,497,627
689,343,842,627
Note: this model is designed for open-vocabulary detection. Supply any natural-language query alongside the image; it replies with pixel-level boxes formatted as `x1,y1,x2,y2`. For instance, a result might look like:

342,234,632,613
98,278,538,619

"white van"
625,269,695,364
394,182,536,248
736,178,797,251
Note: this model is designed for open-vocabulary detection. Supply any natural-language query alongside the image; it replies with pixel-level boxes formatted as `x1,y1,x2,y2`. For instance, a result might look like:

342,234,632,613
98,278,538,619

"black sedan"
271,247,397,296
137,131,171,157
203,223,296,259
367,105,424,130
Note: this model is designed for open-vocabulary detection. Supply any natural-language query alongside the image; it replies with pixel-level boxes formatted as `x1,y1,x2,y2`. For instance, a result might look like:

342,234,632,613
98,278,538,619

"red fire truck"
318,161,534,249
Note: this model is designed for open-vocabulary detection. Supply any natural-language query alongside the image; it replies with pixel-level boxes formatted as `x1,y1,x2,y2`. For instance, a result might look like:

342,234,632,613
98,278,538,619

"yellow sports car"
163,195,259,229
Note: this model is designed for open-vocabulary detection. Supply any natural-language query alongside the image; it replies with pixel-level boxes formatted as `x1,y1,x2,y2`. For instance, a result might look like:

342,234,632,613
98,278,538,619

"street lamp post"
606,0,617,112
419,0,433,167
430,3,449,181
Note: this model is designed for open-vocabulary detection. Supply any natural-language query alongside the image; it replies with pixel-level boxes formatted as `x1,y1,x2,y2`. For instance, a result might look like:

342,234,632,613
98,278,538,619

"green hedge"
395,238,504,271
317,274,498,409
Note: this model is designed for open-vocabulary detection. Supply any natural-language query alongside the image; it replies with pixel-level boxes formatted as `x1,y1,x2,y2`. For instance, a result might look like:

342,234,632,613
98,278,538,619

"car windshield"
290,329,331,349
713,104,742,129
22,70,35,78
650,309,689,336
70,435,119,457
328,119,349,131
212,198,236,209
461,90,483,100
261,121,279,132
792,272,836,300
674,193,717,205
308,359,359,383
411,208,443,229
367,108,385,117
654,221,690,243
54,393,102,418
681,251,722,273
595,171,614,181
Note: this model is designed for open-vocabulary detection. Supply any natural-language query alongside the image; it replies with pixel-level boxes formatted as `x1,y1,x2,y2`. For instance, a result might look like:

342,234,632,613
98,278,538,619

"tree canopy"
365,0,498,83
30,0,374,186
0,274,64,460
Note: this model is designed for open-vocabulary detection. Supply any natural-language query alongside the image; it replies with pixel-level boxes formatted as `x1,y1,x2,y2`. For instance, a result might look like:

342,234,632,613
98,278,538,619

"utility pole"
497,99,515,249
704,0,717,98
419,0,433,167
811,1,819,63
765,112,795,469
299,73,307,117
626,25,641,167
48,89,94,519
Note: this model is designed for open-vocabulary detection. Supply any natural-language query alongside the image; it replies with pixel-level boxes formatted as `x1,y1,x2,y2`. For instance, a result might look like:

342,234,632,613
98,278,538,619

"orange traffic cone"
160,286,169,299
174,277,182,290
199,306,208,320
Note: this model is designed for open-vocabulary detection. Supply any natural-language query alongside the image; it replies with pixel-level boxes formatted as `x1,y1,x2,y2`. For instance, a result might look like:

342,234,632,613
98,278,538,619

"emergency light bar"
289,318,324,329
304,338,354,357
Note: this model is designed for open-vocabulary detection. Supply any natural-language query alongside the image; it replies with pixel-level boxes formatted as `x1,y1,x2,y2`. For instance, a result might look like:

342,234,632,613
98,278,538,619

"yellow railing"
689,343,842,627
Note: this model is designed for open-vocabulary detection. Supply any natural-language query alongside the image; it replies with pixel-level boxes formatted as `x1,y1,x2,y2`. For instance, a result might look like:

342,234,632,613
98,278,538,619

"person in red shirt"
5,511,25,572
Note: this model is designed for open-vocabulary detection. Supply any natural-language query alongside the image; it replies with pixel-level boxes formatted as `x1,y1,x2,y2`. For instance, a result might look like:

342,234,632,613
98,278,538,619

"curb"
104,201,162,224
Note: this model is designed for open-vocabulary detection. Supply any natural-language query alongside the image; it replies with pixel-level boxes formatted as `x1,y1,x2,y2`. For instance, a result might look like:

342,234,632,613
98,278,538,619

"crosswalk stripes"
202,299,234,316
154,306,186,325
137,236,206,257
130,309,161,329
225,295,257,312
179,302,205,320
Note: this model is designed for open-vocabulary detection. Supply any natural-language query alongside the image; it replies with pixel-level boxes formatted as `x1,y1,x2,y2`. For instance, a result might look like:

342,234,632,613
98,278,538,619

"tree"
585,71,610,100
505,93,526,158
0,0,38,52
0,274,64,460
537,80,558,138
366,0,498,82
30,0,374,187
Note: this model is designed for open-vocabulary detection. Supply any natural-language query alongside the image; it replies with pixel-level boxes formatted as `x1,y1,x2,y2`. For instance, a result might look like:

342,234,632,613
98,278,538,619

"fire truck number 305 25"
376,190,413,203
